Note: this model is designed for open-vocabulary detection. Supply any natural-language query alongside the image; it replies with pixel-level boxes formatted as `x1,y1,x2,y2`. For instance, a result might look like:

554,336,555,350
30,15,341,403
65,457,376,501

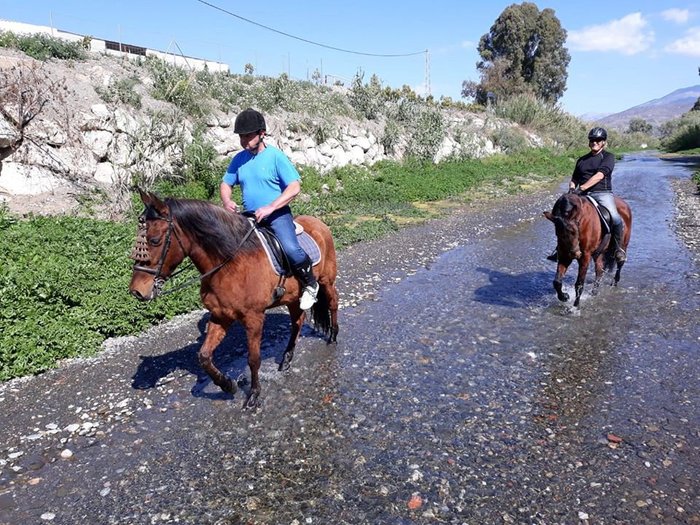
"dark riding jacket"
572,150,615,192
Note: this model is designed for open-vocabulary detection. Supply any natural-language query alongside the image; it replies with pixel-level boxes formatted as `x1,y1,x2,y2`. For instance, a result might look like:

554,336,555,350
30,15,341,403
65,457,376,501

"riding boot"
546,248,558,262
612,222,627,263
293,256,319,310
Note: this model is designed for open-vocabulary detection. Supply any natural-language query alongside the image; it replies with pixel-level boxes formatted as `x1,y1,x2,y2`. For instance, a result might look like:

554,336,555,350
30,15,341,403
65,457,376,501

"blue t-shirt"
222,145,300,211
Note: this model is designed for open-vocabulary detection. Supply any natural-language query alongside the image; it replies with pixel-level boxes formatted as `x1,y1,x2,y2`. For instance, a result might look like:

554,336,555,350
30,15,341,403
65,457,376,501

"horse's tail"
310,289,331,337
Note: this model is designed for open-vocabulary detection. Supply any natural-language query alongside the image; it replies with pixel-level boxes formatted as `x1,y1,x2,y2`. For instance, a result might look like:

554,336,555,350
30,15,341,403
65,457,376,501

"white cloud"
665,26,700,56
661,8,690,24
567,13,654,55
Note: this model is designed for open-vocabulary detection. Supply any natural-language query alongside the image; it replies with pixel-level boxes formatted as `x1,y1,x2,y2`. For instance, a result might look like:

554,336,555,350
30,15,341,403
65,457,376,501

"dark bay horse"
128,190,339,408
543,193,632,307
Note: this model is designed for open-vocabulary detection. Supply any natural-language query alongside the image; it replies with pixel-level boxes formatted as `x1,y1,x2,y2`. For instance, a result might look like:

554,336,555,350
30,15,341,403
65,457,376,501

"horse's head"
543,193,583,260
128,189,187,301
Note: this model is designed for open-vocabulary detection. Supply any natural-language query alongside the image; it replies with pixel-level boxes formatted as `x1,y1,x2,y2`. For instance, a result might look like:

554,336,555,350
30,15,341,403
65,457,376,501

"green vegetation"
494,94,584,150
95,76,143,109
463,2,570,105
661,111,700,152
0,211,201,381
0,150,571,381
0,30,87,60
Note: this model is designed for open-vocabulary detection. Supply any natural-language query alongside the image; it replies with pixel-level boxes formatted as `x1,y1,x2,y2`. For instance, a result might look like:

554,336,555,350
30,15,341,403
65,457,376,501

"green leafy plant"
0,30,87,60
349,71,384,120
661,112,700,152
95,76,142,109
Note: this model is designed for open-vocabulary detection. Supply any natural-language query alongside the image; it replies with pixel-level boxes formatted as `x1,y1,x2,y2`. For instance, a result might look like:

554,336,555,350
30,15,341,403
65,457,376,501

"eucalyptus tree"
462,2,570,106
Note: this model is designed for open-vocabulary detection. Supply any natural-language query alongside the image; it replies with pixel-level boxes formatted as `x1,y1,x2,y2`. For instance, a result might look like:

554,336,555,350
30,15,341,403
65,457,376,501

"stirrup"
614,248,627,263
546,249,558,262
299,283,319,310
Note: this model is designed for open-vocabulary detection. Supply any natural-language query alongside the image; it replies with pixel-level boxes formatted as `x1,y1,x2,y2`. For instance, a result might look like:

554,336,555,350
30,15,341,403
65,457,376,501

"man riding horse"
220,108,320,310
547,127,627,264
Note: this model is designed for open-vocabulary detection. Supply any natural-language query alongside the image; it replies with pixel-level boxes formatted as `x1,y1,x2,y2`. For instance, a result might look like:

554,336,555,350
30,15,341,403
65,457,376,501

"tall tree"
462,2,570,105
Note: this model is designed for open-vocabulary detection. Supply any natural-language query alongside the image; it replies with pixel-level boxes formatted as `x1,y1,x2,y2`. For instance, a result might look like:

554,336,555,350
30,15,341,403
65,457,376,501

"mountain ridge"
597,85,700,130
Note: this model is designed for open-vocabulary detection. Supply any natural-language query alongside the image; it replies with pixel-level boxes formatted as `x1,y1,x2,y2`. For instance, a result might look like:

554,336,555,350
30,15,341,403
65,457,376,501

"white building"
0,18,229,73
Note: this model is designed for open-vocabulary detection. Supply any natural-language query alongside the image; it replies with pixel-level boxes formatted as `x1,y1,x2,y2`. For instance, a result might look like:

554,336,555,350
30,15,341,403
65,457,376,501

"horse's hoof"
221,377,237,395
327,328,338,345
243,391,260,410
278,352,293,372
558,293,569,302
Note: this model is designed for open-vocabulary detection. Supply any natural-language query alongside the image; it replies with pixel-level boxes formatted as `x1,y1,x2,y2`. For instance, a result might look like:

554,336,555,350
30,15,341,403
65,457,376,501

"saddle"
585,196,612,234
245,217,321,276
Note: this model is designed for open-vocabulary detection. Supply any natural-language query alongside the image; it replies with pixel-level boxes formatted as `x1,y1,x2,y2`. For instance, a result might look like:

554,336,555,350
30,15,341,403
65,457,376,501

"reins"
159,224,255,297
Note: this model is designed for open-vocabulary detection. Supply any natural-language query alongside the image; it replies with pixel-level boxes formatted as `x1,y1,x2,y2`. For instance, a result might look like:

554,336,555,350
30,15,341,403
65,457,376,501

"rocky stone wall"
0,50,540,210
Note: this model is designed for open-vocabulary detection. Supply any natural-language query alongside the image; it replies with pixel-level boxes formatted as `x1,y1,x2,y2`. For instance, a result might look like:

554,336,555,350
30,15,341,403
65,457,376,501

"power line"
195,0,426,58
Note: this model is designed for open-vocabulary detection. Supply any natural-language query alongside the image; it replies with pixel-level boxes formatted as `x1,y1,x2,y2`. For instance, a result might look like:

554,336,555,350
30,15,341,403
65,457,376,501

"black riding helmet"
234,108,266,135
588,127,607,141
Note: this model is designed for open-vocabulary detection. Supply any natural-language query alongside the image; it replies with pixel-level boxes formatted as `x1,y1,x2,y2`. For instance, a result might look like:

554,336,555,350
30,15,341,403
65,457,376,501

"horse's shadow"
473,266,553,307
131,311,308,399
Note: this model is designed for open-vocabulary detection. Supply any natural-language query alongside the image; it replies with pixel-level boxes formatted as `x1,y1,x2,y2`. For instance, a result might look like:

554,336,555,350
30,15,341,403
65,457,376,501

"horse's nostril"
130,289,145,301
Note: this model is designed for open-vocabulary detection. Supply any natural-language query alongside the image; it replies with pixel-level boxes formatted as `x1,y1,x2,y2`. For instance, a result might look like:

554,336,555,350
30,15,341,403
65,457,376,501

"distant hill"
598,85,700,131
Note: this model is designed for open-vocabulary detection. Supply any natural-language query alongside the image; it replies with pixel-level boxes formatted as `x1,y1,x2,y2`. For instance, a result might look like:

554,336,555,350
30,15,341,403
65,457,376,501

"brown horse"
128,190,339,408
543,193,632,307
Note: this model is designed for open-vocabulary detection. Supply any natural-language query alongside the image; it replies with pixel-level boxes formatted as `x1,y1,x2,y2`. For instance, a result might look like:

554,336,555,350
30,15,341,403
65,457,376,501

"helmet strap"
250,131,266,154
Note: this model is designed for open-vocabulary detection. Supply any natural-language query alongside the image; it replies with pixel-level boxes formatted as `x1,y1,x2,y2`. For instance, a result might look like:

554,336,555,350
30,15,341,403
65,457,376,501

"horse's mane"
164,198,259,260
552,193,581,221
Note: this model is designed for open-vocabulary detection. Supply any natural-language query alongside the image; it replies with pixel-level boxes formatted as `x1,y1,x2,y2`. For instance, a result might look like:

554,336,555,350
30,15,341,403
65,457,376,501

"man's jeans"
261,206,308,267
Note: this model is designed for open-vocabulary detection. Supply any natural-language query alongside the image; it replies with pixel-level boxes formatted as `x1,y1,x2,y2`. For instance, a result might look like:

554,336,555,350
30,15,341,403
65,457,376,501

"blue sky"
2,0,700,116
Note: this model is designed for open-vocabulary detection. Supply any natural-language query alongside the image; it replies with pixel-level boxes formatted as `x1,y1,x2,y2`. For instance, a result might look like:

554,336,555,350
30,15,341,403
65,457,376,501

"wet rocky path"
0,153,698,525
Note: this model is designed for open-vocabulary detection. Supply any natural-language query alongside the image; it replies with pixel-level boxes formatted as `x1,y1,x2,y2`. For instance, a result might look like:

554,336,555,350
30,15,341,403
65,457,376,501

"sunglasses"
589,138,605,143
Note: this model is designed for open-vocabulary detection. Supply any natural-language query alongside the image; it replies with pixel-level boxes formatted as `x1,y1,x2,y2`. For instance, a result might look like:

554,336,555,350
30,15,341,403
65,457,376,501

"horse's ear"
543,211,554,222
137,187,150,205
149,192,169,217
135,187,169,217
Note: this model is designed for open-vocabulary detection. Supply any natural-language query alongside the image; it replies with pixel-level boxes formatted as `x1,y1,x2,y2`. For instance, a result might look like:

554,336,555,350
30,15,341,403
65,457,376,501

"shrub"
0,31,87,60
661,112,700,152
405,106,445,159
95,76,142,109
145,56,208,117
349,71,384,120
494,94,586,150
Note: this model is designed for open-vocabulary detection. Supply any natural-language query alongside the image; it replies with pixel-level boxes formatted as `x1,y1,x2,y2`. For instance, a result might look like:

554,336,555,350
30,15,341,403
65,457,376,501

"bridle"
131,211,188,297
130,207,256,298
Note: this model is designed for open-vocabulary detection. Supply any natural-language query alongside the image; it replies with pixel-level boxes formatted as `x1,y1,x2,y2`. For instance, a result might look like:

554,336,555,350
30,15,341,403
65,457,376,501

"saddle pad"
254,228,322,276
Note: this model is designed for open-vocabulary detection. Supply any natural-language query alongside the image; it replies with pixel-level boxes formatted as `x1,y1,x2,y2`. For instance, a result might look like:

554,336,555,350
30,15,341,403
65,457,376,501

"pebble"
59,449,73,459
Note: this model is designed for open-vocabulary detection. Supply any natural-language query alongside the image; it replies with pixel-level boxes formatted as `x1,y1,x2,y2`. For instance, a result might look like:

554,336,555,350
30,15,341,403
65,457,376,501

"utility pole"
425,50,431,97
